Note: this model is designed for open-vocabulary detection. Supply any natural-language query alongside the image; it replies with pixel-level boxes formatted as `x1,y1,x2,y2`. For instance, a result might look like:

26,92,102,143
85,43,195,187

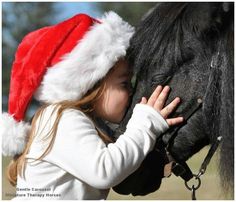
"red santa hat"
1,11,134,156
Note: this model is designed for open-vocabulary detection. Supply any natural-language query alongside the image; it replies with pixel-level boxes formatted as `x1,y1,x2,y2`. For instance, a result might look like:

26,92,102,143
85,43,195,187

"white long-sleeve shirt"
15,104,169,200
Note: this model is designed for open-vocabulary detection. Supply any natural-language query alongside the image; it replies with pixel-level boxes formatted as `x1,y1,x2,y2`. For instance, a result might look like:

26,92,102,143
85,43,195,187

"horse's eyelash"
151,75,172,86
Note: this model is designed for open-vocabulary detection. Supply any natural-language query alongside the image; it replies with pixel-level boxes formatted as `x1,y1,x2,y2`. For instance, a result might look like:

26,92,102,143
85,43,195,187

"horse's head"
114,2,233,196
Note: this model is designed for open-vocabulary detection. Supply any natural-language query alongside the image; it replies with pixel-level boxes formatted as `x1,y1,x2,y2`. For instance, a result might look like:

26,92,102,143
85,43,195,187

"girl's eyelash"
121,81,129,86
121,81,132,90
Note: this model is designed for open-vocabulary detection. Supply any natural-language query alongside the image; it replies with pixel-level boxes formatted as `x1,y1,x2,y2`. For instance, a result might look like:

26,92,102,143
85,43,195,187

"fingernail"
165,85,170,90
176,97,181,102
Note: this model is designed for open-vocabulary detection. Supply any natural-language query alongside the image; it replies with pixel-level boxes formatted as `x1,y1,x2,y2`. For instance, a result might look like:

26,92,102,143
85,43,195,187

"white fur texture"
1,113,30,156
35,11,135,103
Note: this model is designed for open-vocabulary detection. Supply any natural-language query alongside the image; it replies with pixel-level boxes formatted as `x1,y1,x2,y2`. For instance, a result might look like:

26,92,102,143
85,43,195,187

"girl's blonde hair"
7,76,114,186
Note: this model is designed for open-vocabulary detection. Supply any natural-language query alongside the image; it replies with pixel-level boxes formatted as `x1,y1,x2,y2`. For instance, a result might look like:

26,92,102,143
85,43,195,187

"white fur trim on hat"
1,113,30,156
34,11,135,103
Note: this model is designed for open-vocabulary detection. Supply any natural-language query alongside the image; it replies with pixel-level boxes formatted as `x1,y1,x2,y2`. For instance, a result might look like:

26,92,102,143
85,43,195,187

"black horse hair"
116,2,234,197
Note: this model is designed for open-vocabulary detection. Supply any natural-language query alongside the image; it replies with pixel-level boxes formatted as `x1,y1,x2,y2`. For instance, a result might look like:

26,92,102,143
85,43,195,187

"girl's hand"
140,85,184,126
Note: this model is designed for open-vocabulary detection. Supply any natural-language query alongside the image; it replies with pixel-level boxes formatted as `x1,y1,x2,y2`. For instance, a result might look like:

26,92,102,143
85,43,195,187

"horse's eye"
151,75,172,86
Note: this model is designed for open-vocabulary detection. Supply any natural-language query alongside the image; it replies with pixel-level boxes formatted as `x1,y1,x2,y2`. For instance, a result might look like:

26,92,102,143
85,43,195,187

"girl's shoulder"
43,104,95,128
44,104,85,116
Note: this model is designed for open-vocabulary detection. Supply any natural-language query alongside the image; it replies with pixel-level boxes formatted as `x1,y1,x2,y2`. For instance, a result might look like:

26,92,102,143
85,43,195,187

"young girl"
2,12,183,200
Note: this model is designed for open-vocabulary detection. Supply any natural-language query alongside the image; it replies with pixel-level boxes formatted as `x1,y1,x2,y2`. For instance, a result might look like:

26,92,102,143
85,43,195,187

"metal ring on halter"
185,174,201,191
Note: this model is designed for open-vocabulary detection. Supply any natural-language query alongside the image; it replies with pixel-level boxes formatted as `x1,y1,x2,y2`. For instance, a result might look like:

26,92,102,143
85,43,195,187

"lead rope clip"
185,174,201,200
191,185,197,200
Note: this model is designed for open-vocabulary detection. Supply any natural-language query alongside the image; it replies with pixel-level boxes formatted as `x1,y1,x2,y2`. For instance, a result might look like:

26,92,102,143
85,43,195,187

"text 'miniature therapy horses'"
112,2,234,199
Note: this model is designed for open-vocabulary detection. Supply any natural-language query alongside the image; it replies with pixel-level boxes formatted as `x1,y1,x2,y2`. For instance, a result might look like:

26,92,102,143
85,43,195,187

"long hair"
7,73,114,186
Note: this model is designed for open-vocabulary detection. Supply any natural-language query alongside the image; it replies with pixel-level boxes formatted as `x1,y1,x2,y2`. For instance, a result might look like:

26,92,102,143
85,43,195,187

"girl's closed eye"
121,80,130,87
121,79,132,92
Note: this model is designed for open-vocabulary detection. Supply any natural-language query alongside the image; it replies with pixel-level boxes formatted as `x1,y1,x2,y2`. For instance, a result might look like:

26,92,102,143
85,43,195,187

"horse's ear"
214,3,234,27
222,2,232,13
184,3,233,37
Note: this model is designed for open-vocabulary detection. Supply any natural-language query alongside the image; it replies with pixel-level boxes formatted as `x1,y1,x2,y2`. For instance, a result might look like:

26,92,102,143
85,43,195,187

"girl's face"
93,59,132,123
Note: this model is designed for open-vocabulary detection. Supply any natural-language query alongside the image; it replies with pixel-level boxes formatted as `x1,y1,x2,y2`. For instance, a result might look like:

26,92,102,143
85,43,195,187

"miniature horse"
113,2,234,198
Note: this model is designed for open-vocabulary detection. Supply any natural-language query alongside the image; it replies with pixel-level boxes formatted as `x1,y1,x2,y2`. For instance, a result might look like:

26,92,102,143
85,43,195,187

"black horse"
113,2,234,198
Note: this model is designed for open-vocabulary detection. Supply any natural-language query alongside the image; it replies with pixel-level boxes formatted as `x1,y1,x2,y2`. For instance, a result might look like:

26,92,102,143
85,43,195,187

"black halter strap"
164,97,203,181
183,136,222,200
164,97,222,183
197,135,222,178
162,98,222,198
165,98,203,148
164,51,223,183
163,53,223,200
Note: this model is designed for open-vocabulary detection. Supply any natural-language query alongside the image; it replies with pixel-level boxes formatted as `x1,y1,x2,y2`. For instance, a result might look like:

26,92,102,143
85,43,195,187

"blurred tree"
97,2,157,26
2,2,57,111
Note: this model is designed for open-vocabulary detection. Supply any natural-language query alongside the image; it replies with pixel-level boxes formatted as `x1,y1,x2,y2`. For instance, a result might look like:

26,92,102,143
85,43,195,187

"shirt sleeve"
41,104,169,189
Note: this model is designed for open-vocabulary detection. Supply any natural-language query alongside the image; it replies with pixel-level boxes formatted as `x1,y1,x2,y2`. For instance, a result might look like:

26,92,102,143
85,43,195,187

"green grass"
2,147,233,200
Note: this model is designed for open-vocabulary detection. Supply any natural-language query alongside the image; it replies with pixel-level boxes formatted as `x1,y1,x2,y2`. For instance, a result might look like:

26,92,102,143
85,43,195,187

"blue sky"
55,2,102,22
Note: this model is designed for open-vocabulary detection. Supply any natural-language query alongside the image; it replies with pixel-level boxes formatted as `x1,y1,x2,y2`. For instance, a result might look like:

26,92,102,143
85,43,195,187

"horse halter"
160,56,223,200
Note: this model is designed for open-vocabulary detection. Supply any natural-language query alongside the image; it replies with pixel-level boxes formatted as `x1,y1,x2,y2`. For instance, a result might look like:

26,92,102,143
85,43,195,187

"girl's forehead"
112,60,132,76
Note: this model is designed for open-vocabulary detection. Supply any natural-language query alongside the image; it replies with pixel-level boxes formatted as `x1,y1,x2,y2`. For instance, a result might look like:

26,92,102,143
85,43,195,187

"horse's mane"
218,29,234,193
128,3,221,73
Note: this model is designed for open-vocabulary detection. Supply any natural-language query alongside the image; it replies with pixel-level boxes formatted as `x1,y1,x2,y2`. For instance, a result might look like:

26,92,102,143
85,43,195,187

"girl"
2,12,183,200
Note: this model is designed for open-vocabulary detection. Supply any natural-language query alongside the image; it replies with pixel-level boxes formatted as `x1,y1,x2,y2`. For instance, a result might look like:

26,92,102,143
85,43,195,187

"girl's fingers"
154,86,170,110
161,97,181,118
166,117,184,126
140,97,147,104
147,86,162,106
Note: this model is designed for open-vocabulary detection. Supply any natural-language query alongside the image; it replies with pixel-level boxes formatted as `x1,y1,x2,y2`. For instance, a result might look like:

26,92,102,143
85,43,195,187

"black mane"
129,3,225,71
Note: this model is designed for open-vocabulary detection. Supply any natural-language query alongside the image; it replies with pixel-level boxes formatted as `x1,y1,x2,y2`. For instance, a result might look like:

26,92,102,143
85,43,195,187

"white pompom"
1,113,30,156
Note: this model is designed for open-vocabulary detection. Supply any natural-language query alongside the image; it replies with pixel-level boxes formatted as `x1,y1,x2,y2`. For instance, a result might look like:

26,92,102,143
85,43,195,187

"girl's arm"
34,104,168,189
29,86,182,189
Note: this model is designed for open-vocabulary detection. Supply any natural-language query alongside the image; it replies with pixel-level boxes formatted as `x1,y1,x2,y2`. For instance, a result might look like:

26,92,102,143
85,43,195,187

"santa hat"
1,11,134,156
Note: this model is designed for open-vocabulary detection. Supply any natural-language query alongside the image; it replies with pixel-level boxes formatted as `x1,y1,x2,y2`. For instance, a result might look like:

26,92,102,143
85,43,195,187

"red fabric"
8,14,98,121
